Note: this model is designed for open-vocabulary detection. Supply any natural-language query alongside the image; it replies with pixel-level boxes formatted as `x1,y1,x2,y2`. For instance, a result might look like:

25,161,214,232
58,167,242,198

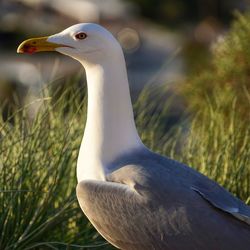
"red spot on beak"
22,45,37,54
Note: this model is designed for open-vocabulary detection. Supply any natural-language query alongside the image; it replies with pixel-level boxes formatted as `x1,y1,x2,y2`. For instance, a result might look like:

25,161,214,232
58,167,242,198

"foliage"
180,12,250,119
0,83,112,250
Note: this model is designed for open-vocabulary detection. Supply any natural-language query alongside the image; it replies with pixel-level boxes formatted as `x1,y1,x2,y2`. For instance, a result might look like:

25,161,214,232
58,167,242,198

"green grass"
0,83,112,250
0,81,249,249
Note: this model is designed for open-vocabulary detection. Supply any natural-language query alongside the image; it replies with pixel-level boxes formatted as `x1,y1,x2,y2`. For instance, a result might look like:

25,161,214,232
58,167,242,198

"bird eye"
75,32,87,40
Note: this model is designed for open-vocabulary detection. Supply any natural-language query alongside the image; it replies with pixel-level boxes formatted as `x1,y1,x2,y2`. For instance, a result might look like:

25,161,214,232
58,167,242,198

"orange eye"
75,32,87,40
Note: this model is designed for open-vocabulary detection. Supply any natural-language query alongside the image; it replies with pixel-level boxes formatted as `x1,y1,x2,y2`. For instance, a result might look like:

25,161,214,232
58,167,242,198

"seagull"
17,23,250,250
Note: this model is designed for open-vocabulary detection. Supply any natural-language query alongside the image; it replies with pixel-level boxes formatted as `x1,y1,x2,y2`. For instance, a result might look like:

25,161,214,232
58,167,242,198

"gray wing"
191,180,250,225
77,163,250,250
77,177,162,249
76,166,201,250
148,150,250,226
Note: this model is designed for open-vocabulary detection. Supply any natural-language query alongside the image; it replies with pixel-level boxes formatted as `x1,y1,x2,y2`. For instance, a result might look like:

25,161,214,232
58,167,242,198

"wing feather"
191,181,250,225
76,180,160,249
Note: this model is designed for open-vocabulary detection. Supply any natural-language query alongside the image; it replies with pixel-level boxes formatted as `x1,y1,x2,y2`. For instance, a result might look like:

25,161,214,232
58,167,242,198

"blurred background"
0,0,249,121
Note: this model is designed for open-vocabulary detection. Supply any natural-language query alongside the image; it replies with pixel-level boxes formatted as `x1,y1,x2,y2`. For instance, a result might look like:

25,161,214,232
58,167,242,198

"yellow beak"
17,36,72,54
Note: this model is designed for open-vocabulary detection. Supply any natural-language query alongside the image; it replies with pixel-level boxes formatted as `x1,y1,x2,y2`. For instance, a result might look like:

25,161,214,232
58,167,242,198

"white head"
17,23,123,66
17,23,143,182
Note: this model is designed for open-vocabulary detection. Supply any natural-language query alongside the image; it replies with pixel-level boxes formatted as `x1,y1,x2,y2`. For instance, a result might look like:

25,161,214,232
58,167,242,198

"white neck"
77,50,143,182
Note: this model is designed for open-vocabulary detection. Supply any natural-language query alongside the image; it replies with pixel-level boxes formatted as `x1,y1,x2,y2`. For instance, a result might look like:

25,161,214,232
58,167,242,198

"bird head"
17,23,122,65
